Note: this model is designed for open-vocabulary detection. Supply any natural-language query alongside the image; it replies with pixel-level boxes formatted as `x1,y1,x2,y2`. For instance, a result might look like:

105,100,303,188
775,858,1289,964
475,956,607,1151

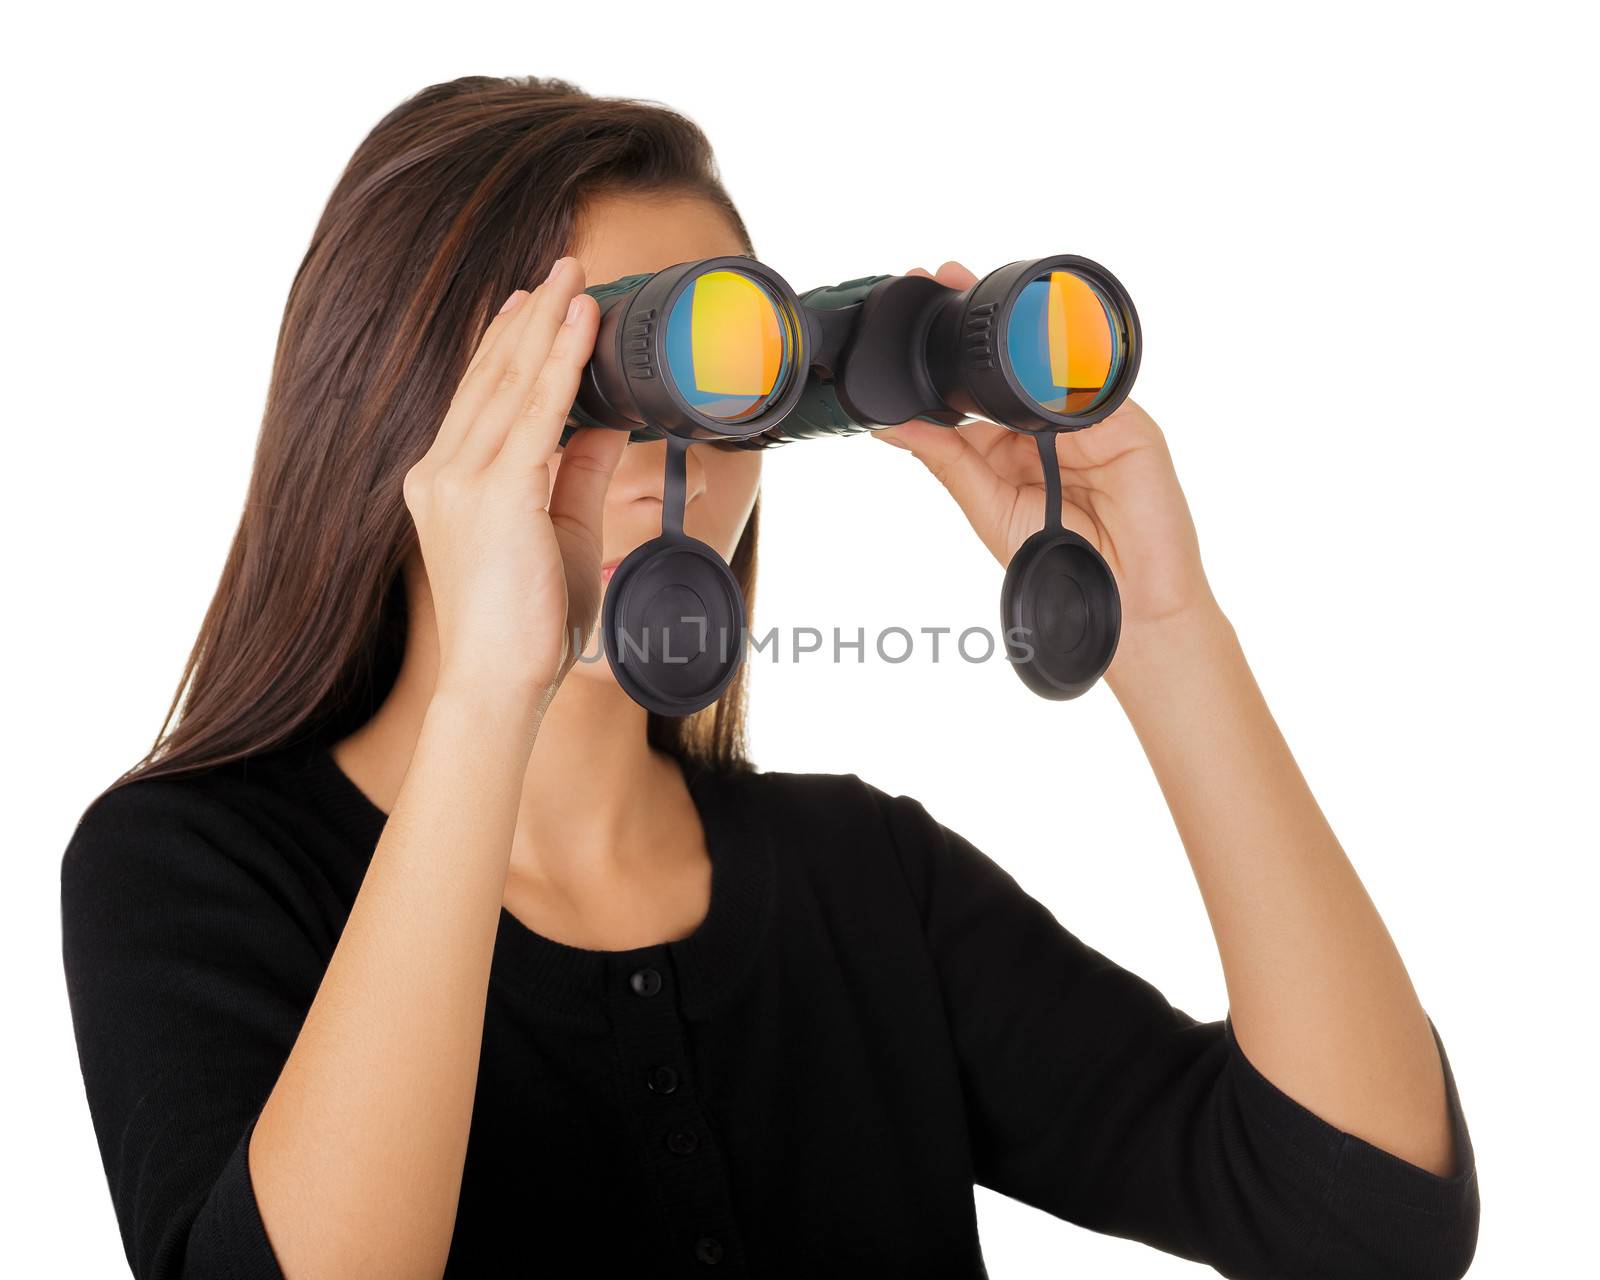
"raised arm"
248,261,624,1278
876,261,1475,1274
64,260,625,1280
877,262,1454,1173
1106,593,1455,1172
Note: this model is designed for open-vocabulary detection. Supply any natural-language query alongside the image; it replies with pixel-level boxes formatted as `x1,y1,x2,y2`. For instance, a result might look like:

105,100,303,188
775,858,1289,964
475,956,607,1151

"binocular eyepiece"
564,255,1142,715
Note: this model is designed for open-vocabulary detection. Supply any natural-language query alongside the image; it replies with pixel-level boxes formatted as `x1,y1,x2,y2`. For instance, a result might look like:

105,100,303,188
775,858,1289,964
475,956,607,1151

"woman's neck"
332,590,686,887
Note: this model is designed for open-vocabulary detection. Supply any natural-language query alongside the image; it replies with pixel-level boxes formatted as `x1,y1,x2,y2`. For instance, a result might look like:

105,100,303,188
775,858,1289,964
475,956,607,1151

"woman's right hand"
252,258,625,1280
403,256,627,719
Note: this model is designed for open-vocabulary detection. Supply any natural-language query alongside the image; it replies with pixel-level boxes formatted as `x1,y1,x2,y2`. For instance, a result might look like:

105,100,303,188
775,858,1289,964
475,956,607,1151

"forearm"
249,686,542,1279
1107,603,1455,1176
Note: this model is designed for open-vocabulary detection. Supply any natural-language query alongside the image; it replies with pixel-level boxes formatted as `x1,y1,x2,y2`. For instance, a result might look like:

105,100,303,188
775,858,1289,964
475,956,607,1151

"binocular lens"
664,268,797,423
1006,270,1126,416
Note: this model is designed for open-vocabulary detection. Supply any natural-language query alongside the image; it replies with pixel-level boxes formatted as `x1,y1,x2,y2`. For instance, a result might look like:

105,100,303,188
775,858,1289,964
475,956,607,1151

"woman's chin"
563,621,621,691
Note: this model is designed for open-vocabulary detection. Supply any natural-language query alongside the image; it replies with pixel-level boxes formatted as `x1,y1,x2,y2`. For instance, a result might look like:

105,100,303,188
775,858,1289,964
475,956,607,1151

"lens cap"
1000,527,1121,699
602,534,746,717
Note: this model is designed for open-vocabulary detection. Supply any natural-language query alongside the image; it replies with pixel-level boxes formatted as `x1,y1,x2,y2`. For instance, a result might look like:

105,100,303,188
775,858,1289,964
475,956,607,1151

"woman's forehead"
571,191,747,285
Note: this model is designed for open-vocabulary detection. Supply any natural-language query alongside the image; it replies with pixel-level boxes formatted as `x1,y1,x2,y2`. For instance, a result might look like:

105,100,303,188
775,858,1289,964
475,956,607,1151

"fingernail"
545,256,569,283
564,295,584,326
497,290,526,315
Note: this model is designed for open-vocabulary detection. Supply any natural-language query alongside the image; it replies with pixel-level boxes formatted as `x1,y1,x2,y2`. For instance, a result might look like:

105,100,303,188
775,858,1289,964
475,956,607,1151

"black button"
647,1065,680,1095
694,1236,724,1265
629,967,662,997
665,1129,699,1156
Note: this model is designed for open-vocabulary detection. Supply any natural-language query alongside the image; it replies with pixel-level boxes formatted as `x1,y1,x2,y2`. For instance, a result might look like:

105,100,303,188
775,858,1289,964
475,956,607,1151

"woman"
61,75,1479,1280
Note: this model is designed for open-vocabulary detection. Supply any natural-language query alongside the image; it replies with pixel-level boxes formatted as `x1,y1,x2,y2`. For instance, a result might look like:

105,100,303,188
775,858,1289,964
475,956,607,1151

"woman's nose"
608,439,707,508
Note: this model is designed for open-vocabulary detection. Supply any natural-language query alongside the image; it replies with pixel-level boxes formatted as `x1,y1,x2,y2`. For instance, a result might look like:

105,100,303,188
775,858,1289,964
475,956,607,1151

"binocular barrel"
566,255,1141,447
581,254,1139,717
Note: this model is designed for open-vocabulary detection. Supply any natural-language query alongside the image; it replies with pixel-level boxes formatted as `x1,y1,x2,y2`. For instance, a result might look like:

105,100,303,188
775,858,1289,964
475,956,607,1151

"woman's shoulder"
62,743,340,908
714,764,956,875
61,748,356,1059
716,763,917,826
71,743,315,836
721,764,1023,911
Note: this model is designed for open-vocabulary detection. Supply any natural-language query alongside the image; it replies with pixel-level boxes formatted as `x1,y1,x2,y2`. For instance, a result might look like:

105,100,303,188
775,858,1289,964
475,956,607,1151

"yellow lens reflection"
666,269,790,422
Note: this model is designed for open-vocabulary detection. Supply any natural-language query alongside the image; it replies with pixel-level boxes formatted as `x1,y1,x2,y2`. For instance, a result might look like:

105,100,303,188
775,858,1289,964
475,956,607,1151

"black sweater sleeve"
61,781,301,1280
872,787,1480,1280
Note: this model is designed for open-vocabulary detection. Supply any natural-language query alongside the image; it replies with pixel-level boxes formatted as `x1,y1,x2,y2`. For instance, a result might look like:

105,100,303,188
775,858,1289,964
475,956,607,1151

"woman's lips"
600,560,621,584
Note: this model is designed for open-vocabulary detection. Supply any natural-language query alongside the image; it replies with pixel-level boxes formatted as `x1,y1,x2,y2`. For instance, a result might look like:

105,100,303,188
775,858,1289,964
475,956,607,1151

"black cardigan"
60,744,1479,1278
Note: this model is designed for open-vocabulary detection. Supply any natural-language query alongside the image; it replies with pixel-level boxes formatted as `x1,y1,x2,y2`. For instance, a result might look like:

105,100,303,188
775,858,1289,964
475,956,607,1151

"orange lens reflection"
1008,270,1120,414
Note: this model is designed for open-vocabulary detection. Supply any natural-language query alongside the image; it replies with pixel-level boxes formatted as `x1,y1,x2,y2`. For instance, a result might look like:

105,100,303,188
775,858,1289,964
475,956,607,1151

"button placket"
606,950,748,1276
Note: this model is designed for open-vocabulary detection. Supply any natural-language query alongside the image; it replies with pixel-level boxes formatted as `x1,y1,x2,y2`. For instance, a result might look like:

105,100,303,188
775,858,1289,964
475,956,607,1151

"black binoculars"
563,255,1142,716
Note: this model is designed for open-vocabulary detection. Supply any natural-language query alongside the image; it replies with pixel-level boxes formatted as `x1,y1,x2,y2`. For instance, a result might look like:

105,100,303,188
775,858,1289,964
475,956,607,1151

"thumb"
875,422,1017,562
548,427,627,549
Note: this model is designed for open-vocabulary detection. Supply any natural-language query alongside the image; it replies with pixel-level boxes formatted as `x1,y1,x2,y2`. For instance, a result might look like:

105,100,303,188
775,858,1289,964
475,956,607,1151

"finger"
423,288,541,465
421,289,531,465
931,260,980,290
906,265,934,278
547,426,627,550
1052,399,1167,473
877,416,1008,460
552,430,627,656
458,257,587,469
875,421,1018,562
464,289,529,382
494,290,601,478
954,418,1011,458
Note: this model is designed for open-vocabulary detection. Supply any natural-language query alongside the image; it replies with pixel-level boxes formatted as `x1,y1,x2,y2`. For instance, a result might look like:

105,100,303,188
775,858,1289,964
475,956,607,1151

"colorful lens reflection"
1006,271,1123,415
665,269,793,423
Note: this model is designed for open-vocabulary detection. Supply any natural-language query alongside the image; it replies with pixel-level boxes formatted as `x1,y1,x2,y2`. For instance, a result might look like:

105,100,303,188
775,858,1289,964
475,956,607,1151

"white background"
5,3,1595,1275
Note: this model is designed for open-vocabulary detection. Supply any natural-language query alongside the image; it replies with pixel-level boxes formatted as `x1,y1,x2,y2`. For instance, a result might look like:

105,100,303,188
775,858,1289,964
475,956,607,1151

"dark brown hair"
124,75,758,788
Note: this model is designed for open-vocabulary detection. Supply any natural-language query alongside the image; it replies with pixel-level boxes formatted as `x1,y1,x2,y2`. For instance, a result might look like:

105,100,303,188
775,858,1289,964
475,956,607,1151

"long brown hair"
124,75,758,788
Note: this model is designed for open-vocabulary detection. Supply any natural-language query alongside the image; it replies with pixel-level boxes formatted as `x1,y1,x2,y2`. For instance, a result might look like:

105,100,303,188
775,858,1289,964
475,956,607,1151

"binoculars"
563,254,1142,716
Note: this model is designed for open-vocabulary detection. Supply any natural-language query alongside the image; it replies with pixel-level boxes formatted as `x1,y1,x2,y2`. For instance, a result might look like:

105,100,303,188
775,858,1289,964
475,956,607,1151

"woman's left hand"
874,261,1217,639
882,272,1464,1187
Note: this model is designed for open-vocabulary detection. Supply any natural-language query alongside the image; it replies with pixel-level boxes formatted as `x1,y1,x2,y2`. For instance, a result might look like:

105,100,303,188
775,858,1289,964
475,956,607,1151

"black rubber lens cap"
602,534,746,716
1000,527,1121,699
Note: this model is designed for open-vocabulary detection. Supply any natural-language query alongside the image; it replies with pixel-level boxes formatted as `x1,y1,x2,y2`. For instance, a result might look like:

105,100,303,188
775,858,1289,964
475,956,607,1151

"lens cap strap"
1036,430,1064,531
663,434,690,539
999,427,1123,700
